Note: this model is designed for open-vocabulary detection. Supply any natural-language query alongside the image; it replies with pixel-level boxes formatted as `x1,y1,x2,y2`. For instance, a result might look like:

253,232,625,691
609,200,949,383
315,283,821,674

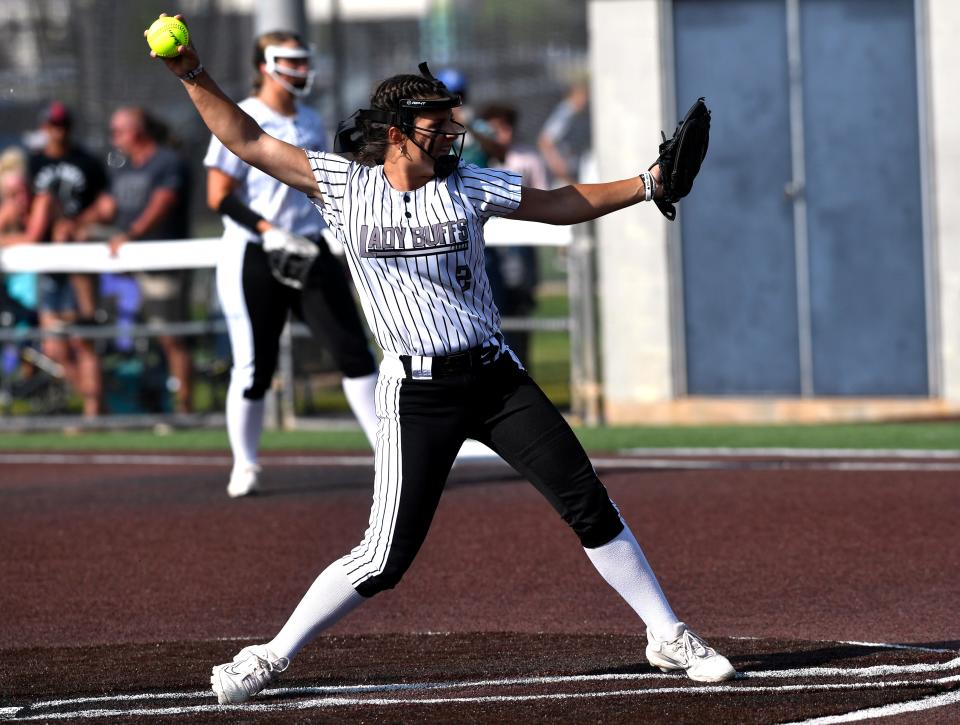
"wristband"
179,64,205,82
217,194,265,233
639,171,656,202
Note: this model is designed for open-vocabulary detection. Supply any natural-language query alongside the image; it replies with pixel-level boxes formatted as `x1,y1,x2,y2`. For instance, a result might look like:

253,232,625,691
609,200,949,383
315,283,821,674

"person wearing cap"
1,102,108,417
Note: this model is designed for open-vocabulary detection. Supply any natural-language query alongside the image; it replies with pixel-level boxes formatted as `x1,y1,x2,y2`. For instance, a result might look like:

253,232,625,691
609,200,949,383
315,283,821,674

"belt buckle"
409,355,432,379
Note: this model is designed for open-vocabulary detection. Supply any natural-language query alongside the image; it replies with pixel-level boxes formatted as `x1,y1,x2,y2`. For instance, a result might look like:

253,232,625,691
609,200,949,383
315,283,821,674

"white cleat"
211,644,289,705
226,463,262,498
645,622,736,682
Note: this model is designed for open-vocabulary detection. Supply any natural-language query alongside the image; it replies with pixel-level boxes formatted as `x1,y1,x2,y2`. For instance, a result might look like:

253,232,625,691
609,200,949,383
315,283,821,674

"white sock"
226,387,264,471
341,372,379,449
267,560,365,661
584,524,680,641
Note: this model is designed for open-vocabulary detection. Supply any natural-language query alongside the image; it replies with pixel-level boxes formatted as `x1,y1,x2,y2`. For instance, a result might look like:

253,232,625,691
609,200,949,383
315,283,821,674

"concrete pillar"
588,1,673,423
255,0,307,35
926,0,960,402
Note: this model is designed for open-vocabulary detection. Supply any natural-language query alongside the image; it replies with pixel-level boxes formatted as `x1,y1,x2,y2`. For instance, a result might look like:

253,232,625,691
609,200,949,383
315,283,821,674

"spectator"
2,102,108,417
538,78,591,187
0,147,31,234
0,148,37,320
433,70,511,305
477,103,548,363
94,106,194,413
434,68,507,167
0,149,40,391
479,103,548,190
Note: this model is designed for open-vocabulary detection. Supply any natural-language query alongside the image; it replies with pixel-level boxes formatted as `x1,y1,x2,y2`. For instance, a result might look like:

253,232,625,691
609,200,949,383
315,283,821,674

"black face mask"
333,61,466,179
406,121,466,179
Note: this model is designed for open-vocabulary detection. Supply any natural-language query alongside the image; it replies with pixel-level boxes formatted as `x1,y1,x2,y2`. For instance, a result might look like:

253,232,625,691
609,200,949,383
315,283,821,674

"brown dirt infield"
1,451,958,723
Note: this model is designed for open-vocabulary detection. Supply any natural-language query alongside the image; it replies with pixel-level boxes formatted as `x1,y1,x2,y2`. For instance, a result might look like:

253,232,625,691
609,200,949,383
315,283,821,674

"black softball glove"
651,97,711,221
261,228,319,289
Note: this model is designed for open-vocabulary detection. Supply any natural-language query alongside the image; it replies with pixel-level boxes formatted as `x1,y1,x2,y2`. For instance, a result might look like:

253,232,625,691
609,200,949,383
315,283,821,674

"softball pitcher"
150,14,735,703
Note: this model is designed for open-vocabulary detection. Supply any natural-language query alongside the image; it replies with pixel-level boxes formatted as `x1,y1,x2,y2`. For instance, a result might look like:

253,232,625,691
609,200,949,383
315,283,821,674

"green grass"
572,422,959,452
0,421,955,453
4,275,956,455
0,428,368,451
288,290,574,412
528,293,571,406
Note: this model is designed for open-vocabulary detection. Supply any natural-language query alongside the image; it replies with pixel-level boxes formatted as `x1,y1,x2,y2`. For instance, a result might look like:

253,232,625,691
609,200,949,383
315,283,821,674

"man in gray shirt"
99,107,193,413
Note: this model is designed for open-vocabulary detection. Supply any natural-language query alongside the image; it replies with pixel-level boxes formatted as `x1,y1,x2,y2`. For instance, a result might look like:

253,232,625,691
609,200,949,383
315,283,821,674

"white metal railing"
0,218,600,426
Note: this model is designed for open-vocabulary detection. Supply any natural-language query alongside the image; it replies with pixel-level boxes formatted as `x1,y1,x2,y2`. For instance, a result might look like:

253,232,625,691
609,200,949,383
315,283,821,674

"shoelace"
680,630,716,661
233,651,288,696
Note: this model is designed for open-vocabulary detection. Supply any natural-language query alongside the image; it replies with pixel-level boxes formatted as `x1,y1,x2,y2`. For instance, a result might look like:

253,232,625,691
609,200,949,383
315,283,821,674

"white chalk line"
0,453,369,466
733,636,956,655
623,447,960,460
8,654,960,720
591,458,960,472
2,451,960,473
784,688,960,724
838,639,956,654
23,652,960,709
8,674,960,721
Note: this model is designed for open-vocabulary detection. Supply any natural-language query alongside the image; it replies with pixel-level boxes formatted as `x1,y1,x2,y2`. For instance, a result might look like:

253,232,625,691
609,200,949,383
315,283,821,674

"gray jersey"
307,153,522,357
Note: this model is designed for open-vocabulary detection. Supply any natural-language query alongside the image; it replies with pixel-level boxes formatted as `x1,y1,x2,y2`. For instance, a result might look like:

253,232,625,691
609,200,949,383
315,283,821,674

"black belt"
400,335,504,379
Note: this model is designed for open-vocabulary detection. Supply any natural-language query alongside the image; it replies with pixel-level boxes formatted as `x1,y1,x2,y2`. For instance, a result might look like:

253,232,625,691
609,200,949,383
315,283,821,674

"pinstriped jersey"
306,151,522,357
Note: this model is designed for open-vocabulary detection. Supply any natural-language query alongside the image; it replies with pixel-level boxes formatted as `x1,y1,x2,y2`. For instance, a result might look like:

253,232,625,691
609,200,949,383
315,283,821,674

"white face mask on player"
264,45,315,97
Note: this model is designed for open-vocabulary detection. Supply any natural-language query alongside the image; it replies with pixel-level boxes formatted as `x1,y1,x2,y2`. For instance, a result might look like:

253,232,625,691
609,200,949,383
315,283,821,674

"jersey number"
456,265,472,292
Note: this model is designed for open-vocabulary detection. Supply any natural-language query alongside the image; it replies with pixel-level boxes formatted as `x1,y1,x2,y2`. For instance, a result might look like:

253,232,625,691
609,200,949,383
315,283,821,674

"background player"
204,31,380,497
150,15,735,701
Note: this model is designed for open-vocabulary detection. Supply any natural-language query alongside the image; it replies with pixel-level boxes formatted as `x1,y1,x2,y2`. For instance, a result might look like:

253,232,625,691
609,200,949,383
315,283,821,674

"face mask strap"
405,123,466,178
332,61,465,167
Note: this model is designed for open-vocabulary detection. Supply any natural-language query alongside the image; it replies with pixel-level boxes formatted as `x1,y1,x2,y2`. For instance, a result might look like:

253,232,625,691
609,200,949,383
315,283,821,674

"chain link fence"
1,0,595,425
2,0,588,187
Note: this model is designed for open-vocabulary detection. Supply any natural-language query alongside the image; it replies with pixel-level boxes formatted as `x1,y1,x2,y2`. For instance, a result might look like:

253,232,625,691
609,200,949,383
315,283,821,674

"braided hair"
355,73,454,166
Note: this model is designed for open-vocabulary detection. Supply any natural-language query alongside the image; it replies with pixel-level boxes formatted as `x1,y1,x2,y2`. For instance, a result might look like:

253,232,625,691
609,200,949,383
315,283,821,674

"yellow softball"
146,16,189,58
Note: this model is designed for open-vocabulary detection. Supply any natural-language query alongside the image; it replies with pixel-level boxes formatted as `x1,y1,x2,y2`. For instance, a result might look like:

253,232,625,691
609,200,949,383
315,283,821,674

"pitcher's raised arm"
145,13,321,201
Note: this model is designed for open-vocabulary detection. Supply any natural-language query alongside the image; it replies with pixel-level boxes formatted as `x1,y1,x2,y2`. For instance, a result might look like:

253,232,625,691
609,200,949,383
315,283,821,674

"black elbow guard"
217,194,265,233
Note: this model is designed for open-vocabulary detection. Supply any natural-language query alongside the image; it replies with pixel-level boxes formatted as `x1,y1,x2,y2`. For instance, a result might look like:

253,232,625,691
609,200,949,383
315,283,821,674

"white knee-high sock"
341,372,379,448
267,560,365,661
226,385,264,470
584,524,680,641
